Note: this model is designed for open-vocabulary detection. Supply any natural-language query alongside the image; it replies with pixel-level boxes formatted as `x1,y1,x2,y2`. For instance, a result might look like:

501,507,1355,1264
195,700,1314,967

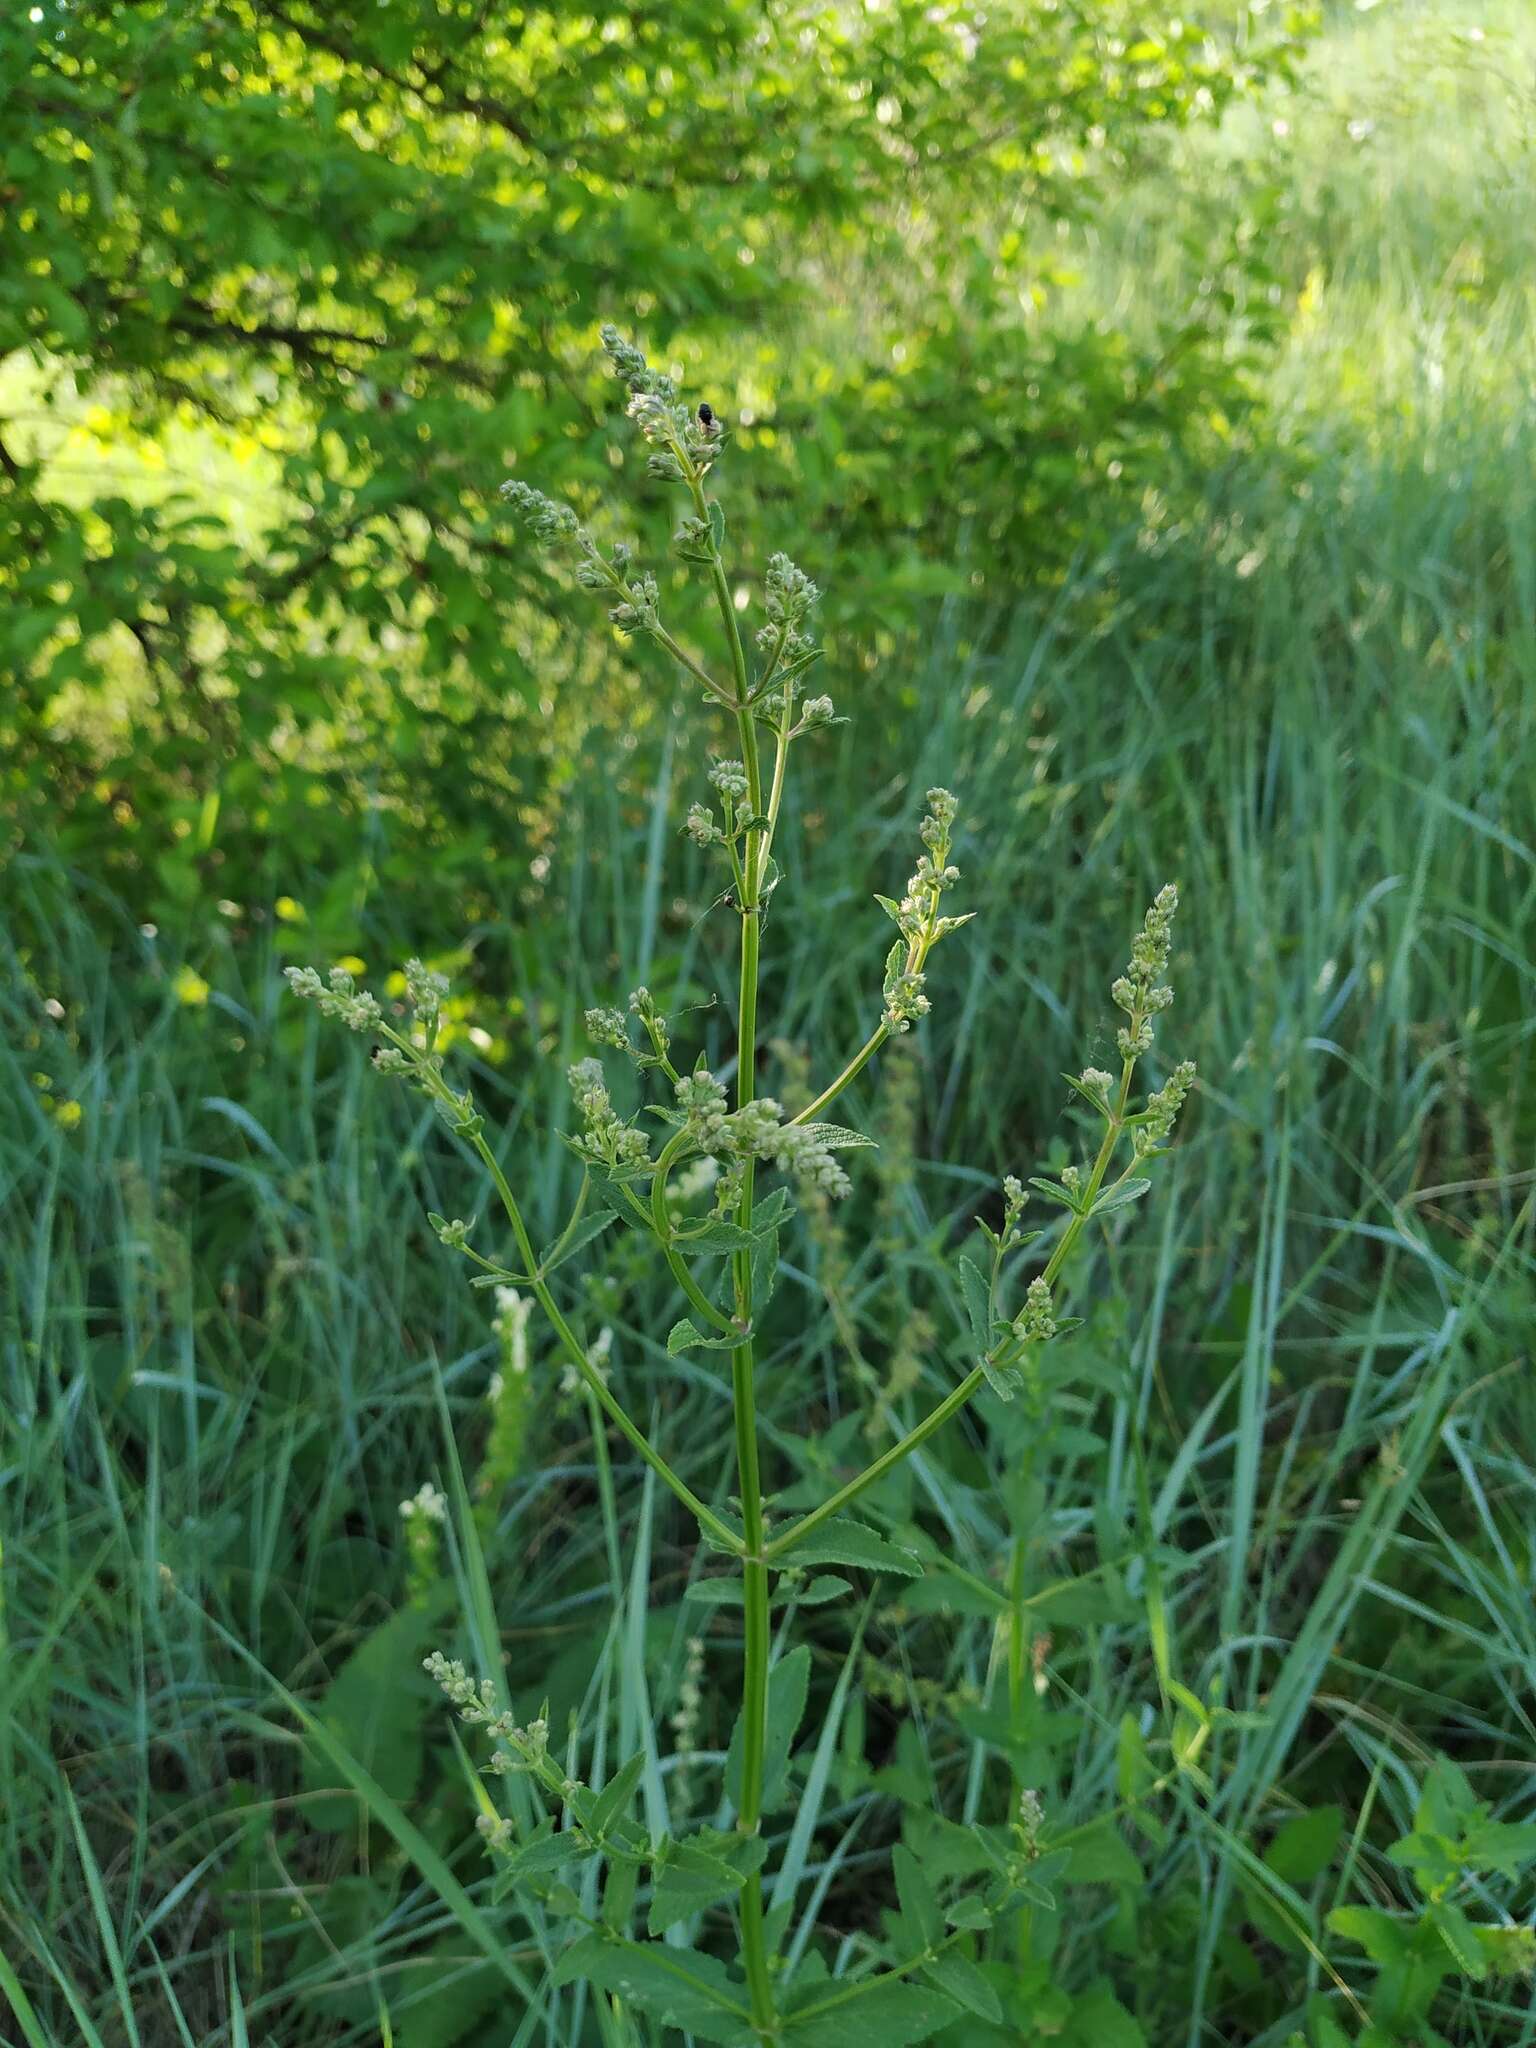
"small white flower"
399,1481,447,1523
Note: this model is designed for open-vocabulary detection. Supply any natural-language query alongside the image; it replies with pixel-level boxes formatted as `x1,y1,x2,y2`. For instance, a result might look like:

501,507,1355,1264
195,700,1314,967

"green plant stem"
768,1068,1142,1563
788,916,939,1128
393,1028,741,1553
788,1020,889,1126
787,1925,972,2022
474,1133,740,1549
690,463,778,2039
648,1130,738,1335
770,1064,1146,1556
766,1361,989,1559
729,888,774,2036
1039,1058,1135,1289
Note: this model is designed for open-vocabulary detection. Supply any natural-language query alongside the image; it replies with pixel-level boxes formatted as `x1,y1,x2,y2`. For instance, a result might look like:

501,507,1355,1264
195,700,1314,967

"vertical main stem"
732,897,774,2034
696,474,777,2034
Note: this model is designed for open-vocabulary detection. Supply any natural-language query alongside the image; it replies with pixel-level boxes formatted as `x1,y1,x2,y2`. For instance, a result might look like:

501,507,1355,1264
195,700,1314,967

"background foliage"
4,1,1536,2044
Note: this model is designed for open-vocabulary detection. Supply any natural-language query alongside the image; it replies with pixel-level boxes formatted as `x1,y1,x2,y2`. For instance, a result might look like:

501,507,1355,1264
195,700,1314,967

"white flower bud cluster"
1000,1173,1034,1250
1113,883,1179,1059
399,1481,447,1523
603,326,723,483
404,957,449,1024
673,512,714,562
760,1119,851,1199
1016,1786,1045,1859
567,1059,649,1169
434,1216,471,1248
800,694,835,728
671,1155,719,1204
561,1325,612,1396
1134,1059,1197,1158
685,801,724,848
726,1098,849,1198
1013,1277,1056,1345
670,1090,855,1203
608,572,659,634
498,478,580,544
585,1004,630,1052
707,758,750,804
628,986,671,1066
883,968,930,1033
1078,1067,1114,1104
423,1652,551,1772
285,964,382,1033
669,1634,707,1811
491,1286,531,1376
880,788,970,1033
675,1067,733,1152
764,552,819,628
600,325,675,402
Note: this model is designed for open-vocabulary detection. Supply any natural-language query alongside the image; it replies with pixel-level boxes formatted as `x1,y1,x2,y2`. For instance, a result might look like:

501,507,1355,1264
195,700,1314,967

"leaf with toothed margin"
1060,1071,1114,1114
777,1517,924,1578
668,1317,747,1354
537,1206,618,1273
797,1122,877,1150
957,1254,992,1351
980,1353,1024,1402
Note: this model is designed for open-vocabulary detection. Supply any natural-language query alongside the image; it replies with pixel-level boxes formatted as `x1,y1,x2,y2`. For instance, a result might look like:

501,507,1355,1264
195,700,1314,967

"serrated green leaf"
726,1644,811,1814
668,1316,744,1354
798,1122,877,1151
1060,1071,1112,1113
1090,1177,1152,1216
685,1577,746,1605
980,1352,1022,1402
783,1979,959,2047
922,1949,1001,2022
893,1843,941,1947
1061,1819,1143,1888
493,1824,593,1899
1028,1175,1083,1213
551,1934,751,2043
675,1216,759,1254
1265,1807,1342,1886
1066,1980,1147,2048
957,1254,991,1351
1462,1818,1536,1878
791,1573,854,1606
648,1840,749,1935
1327,1904,1414,1964
301,1602,441,1831
1429,1899,1487,1978
602,1855,639,1932
778,1517,924,1578
537,1206,617,1273
587,1752,646,1839
1416,1757,1477,1838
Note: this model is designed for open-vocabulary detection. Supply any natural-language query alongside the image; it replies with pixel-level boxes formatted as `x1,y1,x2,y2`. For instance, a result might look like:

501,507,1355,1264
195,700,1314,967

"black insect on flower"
698,402,718,435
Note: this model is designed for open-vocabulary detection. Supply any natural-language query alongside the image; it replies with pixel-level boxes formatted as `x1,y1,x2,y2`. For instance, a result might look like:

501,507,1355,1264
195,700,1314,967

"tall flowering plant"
288,329,1194,2044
